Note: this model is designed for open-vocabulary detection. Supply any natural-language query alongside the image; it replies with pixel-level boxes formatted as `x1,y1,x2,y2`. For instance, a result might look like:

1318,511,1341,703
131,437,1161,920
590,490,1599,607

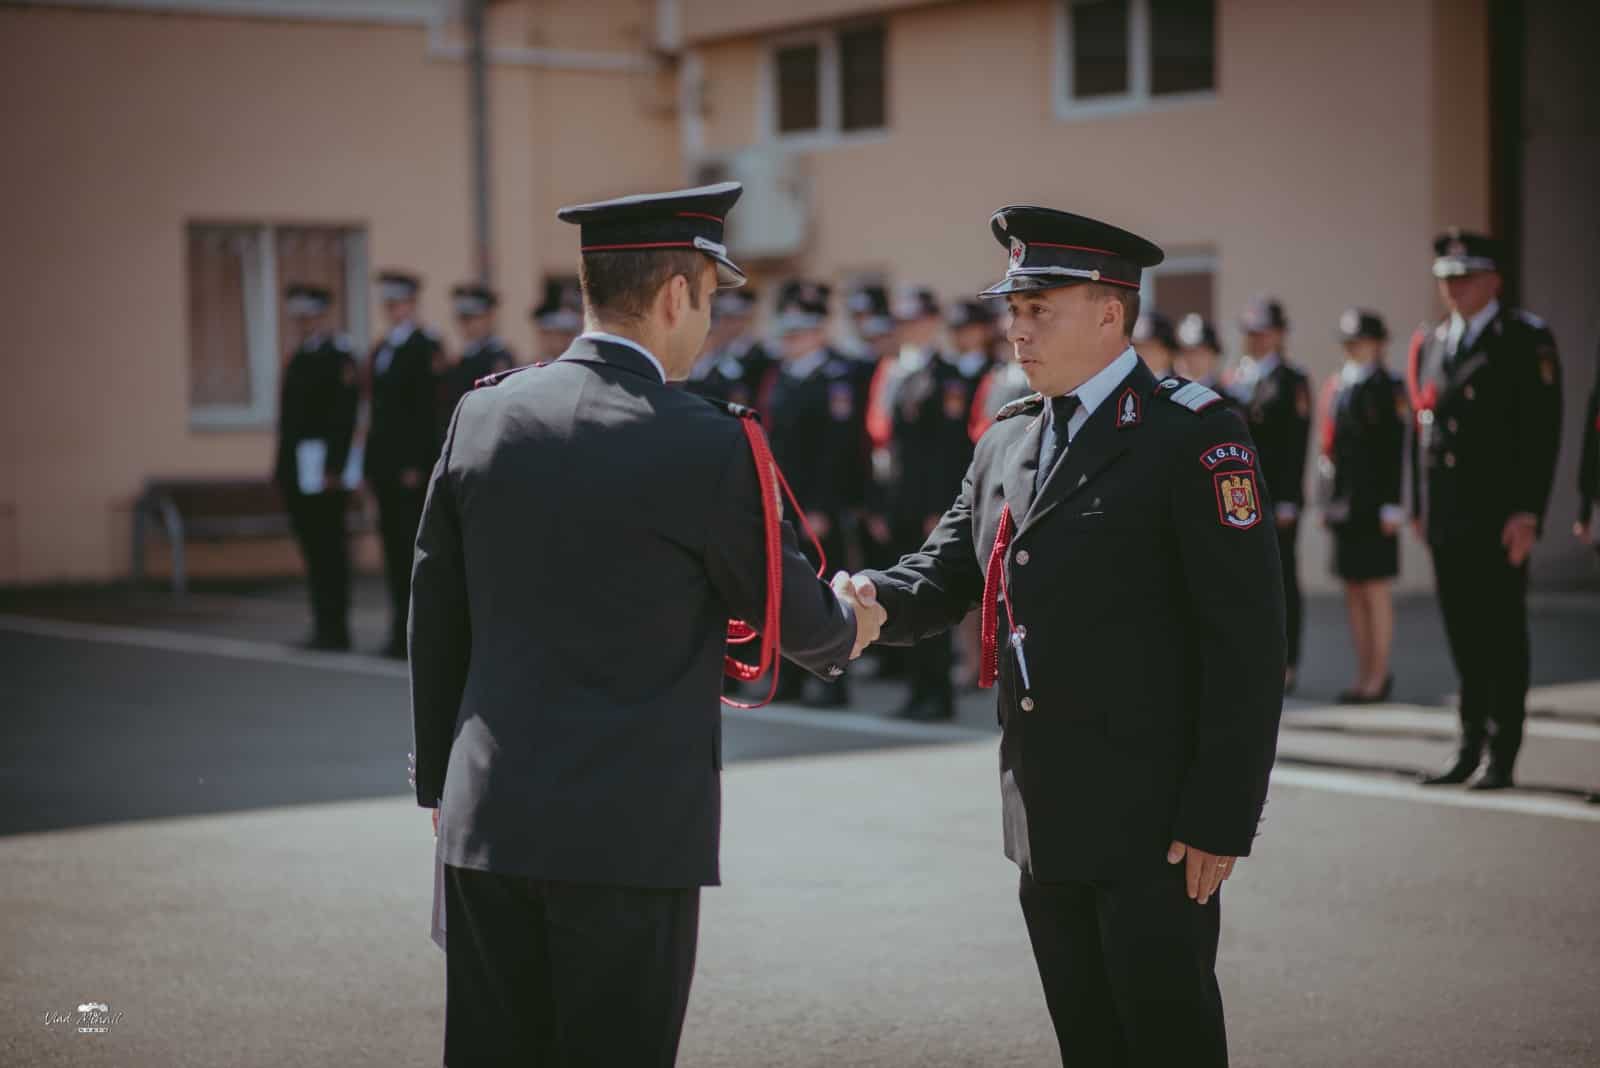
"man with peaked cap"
1131,310,1179,379
836,205,1284,1067
529,277,582,365
1175,313,1229,397
851,281,910,680
762,280,871,706
441,283,514,426
274,284,359,651
1410,229,1562,790
1320,309,1408,704
408,182,879,1066
685,287,773,409
886,291,995,720
1235,295,1311,692
364,269,445,659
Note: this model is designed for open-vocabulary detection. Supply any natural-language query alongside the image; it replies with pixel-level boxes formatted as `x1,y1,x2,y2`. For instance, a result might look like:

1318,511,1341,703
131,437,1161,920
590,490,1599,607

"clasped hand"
832,572,886,660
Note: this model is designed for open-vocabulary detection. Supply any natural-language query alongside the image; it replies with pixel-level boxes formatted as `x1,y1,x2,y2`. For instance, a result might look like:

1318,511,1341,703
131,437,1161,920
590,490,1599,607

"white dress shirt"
374,320,417,376
1041,346,1140,448
1446,298,1500,357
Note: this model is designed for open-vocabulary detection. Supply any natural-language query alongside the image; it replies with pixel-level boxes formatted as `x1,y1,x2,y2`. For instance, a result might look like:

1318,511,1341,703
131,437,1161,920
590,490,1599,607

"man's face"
1438,271,1500,317
1004,284,1114,397
952,322,992,355
667,263,719,371
1242,327,1280,359
289,312,325,345
898,315,942,350
1177,345,1217,381
780,325,827,360
382,298,416,328
456,313,492,343
1342,338,1382,364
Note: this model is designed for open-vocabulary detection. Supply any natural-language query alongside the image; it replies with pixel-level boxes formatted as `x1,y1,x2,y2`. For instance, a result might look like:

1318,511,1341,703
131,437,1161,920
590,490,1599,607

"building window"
1145,251,1216,323
1057,0,1215,117
187,223,367,429
766,23,887,144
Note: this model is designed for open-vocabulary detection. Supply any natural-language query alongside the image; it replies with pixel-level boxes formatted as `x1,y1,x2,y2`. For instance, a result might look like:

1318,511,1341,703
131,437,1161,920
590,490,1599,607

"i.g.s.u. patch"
1214,470,1262,530
1200,442,1255,471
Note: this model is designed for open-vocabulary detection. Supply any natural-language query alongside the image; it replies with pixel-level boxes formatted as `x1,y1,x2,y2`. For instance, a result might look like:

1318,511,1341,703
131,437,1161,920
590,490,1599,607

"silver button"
1444,453,1457,468
1020,697,1035,711
1446,418,1458,432
1015,625,1027,639
1419,409,1435,426
1015,550,1031,566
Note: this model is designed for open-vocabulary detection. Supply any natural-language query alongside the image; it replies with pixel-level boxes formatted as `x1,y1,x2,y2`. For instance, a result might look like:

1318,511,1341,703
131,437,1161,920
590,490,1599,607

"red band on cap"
580,241,697,252
1027,241,1117,256
677,212,724,223
1095,276,1140,289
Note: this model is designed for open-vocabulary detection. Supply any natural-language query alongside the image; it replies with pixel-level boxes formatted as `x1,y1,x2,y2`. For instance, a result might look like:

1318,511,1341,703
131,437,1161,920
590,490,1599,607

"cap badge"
1009,238,1026,269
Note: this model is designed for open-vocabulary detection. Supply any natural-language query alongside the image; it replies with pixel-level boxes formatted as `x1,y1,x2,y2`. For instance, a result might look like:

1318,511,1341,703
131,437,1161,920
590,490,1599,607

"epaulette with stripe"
1155,377,1224,413
473,364,538,389
995,393,1044,421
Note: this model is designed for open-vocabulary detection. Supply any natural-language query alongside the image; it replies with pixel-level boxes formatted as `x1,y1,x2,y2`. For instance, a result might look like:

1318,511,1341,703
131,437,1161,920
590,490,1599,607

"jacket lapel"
1001,412,1046,523
1019,362,1152,537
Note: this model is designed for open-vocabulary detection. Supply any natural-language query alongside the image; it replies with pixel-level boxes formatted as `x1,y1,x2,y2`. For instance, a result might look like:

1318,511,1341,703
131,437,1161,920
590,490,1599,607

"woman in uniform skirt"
1320,309,1407,703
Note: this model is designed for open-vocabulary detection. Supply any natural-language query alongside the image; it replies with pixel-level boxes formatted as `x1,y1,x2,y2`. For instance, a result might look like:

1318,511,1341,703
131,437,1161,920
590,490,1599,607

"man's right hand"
833,572,886,659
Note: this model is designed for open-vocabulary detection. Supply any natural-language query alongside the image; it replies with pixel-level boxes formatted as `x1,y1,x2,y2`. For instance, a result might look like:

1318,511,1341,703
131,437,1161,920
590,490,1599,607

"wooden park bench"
131,477,370,595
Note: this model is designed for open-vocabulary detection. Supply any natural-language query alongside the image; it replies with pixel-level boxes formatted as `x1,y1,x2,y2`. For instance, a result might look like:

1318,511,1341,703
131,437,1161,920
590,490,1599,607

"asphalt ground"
2,581,1598,1066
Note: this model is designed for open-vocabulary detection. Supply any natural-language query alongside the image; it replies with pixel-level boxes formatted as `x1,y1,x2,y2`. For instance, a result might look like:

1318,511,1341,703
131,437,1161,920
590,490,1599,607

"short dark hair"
579,249,709,323
1090,283,1141,338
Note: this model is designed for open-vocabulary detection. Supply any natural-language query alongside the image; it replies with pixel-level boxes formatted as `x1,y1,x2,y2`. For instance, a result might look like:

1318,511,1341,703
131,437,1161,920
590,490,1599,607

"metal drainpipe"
465,0,491,284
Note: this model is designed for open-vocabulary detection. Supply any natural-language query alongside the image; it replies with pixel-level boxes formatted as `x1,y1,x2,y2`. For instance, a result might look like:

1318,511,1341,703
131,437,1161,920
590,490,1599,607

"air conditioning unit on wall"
693,147,810,261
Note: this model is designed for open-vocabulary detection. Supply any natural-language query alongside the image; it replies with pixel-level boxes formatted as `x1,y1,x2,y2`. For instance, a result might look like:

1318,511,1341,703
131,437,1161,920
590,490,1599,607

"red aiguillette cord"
722,409,827,710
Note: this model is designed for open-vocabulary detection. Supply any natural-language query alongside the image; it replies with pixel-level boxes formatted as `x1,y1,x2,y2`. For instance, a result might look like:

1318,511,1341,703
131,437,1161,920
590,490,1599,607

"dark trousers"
1276,522,1302,669
374,481,426,650
285,489,350,644
1430,538,1530,770
905,630,954,713
775,517,849,703
443,865,700,1068
1019,866,1226,1068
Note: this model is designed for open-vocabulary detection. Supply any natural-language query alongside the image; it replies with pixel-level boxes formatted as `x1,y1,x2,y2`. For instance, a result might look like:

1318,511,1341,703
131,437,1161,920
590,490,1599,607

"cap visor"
977,274,1088,299
711,252,747,289
1432,258,1472,279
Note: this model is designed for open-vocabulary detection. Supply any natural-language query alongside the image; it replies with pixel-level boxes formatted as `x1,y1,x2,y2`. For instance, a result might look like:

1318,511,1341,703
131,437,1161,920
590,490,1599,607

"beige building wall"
0,2,677,584
690,0,1490,589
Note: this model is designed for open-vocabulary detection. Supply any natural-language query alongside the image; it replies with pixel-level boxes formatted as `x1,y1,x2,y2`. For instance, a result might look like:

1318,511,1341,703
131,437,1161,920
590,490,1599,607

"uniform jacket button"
1444,453,1457,468
1020,697,1035,711
1446,418,1459,432
1015,550,1031,566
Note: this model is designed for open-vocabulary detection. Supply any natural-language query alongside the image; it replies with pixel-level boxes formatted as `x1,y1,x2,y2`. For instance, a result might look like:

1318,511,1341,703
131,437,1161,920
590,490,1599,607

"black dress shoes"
894,698,954,722
1419,751,1482,786
1467,766,1514,791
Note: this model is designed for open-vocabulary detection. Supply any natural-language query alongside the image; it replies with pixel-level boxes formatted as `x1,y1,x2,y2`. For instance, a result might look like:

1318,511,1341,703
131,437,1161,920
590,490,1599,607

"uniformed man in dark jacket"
685,287,772,409
273,284,358,651
1237,296,1311,692
886,293,993,720
1175,313,1232,400
841,207,1284,1067
763,280,871,705
1410,230,1563,790
1320,309,1407,704
409,183,877,1067
1132,310,1178,379
440,283,514,426
364,269,444,659
1575,342,1599,554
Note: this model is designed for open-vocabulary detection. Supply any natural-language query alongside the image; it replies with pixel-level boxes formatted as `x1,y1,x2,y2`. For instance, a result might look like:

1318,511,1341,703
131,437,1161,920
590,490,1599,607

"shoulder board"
1161,379,1224,413
995,392,1044,421
1511,309,1548,331
473,364,534,390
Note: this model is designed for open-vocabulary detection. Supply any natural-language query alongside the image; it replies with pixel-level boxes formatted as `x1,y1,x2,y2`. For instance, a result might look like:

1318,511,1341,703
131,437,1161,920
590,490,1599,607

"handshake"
832,572,886,660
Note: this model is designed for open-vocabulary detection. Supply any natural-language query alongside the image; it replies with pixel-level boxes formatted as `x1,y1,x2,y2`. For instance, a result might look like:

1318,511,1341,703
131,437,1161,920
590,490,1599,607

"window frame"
760,22,889,150
1053,0,1216,122
187,222,368,432
1143,248,1218,319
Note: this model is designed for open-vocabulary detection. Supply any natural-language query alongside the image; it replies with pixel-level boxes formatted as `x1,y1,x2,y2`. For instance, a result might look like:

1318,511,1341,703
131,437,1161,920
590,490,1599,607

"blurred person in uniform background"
684,287,771,409
1175,313,1231,400
529,278,582,365
1410,230,1562,790
854,282,910,681
971,297,1034,440
1237,295,1311,693
364,269,444,659
441,283,514,425
1132,311,1179,379
274,283,359,652
1575,341,1599,555
1318,309,1407,704
763,280,870,706
884,290,991,720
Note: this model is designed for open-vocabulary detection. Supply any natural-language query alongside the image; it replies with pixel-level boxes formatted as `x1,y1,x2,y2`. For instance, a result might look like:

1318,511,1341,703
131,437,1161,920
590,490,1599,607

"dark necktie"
1036,394,1083,490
